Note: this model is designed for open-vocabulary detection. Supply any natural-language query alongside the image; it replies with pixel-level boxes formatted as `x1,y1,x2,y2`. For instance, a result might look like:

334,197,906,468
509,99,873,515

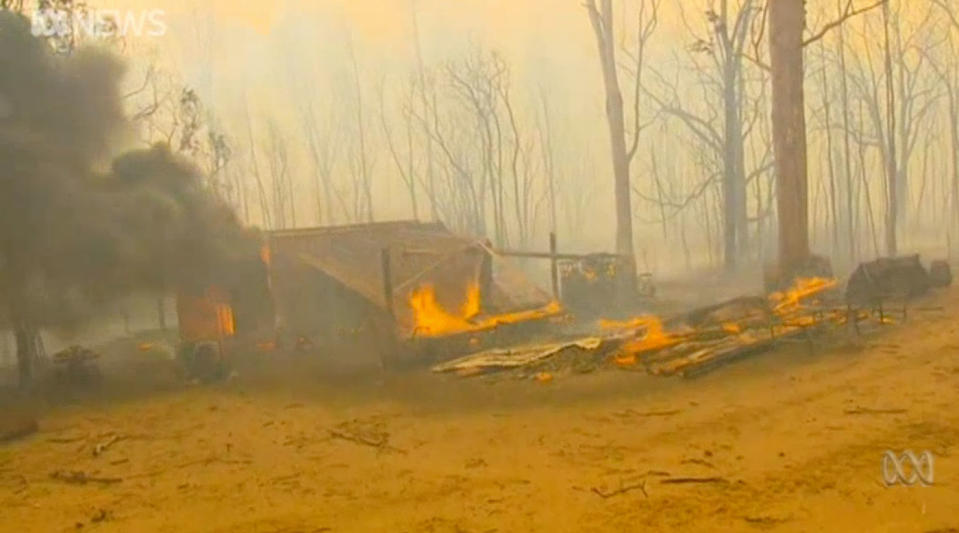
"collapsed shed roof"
269,221,479,310
267,220,554,336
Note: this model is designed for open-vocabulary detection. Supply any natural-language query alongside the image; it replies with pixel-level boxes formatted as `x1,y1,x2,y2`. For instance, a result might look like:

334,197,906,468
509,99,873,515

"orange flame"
722,322,742,334
215,304,236,336
177,287,236,343
256,340,276,352
409,282,561,337
603,315,679,355
599,277,840,364
769,277,838,316
409,283,480,336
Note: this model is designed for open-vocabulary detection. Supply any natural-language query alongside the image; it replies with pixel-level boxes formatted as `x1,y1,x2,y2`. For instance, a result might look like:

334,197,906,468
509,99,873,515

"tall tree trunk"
818,41,840,263
587,0,637,281
156,297,166,330
723,64,748,271
411,0,438,221
858,98,881,257
881,1,898,255
837,2,856,264
14,320,37,390
348,35,374,223
9,283,39,390
949,80,959,241
769,0,810,274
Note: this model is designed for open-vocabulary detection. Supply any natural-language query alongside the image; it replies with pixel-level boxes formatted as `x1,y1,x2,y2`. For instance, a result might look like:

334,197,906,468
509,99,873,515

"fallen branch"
50,470,122,485
93,435,121,457
844,407,907,415
126,456,253,479
744,515,792,526
47,435,87,444
591,479,648,499
660,476,727,485
634,409,681,417
614,408,681,418
328,429,407,455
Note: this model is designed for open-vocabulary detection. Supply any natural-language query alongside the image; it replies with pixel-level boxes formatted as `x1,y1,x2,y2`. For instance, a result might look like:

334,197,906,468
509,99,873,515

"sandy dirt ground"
3,290,959,532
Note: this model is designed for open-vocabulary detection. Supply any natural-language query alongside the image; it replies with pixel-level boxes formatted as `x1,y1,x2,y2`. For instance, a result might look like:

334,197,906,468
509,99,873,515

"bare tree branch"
803,0,886,47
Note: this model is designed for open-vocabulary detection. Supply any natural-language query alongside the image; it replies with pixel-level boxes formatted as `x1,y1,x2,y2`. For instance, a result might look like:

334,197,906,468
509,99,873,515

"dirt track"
3,290,959,532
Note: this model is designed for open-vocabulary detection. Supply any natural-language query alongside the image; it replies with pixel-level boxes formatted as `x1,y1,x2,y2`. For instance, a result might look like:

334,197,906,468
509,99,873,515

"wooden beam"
493,249,629,261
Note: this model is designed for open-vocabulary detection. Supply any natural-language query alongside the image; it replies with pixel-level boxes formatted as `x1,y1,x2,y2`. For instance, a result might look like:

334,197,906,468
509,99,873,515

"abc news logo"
30,9,167,40
881,450,934,487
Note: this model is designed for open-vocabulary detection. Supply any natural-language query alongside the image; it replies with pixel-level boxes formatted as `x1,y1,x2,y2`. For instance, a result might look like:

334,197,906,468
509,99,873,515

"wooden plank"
431,337,603,374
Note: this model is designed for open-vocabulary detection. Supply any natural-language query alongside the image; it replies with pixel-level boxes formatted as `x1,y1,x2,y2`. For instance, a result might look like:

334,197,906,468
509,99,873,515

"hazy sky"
96,0,624,244
68,0,914,264
73,0,737,257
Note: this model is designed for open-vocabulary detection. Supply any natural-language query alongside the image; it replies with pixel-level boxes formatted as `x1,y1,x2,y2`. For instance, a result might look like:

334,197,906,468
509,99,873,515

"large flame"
602,277,839,364
769,277,838,316
602,315,679,355
409,282,561,337
177,287,236,342
409,283,481,336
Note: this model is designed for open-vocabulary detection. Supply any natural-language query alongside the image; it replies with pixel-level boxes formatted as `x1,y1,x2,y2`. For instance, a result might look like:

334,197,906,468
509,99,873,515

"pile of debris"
432,337,607,379
596,277,845,378
432,256,952,381
435,281,839,380
432,277,843,380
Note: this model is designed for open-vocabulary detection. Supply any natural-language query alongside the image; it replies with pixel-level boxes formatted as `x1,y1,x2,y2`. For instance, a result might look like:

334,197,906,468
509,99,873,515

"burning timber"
174,218,954,381
432,273,933,380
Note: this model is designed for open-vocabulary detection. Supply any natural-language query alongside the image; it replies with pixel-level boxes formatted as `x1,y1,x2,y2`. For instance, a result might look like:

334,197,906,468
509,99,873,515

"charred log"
680,296,773,330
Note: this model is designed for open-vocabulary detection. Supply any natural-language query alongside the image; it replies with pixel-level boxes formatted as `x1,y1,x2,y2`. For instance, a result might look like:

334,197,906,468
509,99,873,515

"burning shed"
265,221,558,347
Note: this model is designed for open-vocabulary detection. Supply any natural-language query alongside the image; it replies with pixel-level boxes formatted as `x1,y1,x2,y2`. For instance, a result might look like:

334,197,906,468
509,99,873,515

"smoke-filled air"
1,1,957,530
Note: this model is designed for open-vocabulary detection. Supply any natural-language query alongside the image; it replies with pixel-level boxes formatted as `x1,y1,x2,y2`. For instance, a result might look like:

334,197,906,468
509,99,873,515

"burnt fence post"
550,232,559,301
381,248,394,318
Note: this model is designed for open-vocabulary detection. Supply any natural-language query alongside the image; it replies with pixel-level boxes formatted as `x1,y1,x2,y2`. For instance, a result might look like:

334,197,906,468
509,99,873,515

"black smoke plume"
0,12,258,338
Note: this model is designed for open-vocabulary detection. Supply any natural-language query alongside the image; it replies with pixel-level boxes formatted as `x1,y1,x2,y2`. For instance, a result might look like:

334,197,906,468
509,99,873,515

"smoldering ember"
2,1,959,531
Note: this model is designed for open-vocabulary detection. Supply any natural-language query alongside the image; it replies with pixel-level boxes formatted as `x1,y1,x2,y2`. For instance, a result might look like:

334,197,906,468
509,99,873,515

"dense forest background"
4,0,957,279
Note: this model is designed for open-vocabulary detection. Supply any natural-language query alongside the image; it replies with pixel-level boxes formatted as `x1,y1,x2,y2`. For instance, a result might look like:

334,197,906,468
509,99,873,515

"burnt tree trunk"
4,271,40,390
949,76,959,241
587,0,637,289
723,64,748,271
157,297,167,330
769,0,810,274
818,41,840,264
881,1,898,256
14,321,35,388
837,1,857,264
